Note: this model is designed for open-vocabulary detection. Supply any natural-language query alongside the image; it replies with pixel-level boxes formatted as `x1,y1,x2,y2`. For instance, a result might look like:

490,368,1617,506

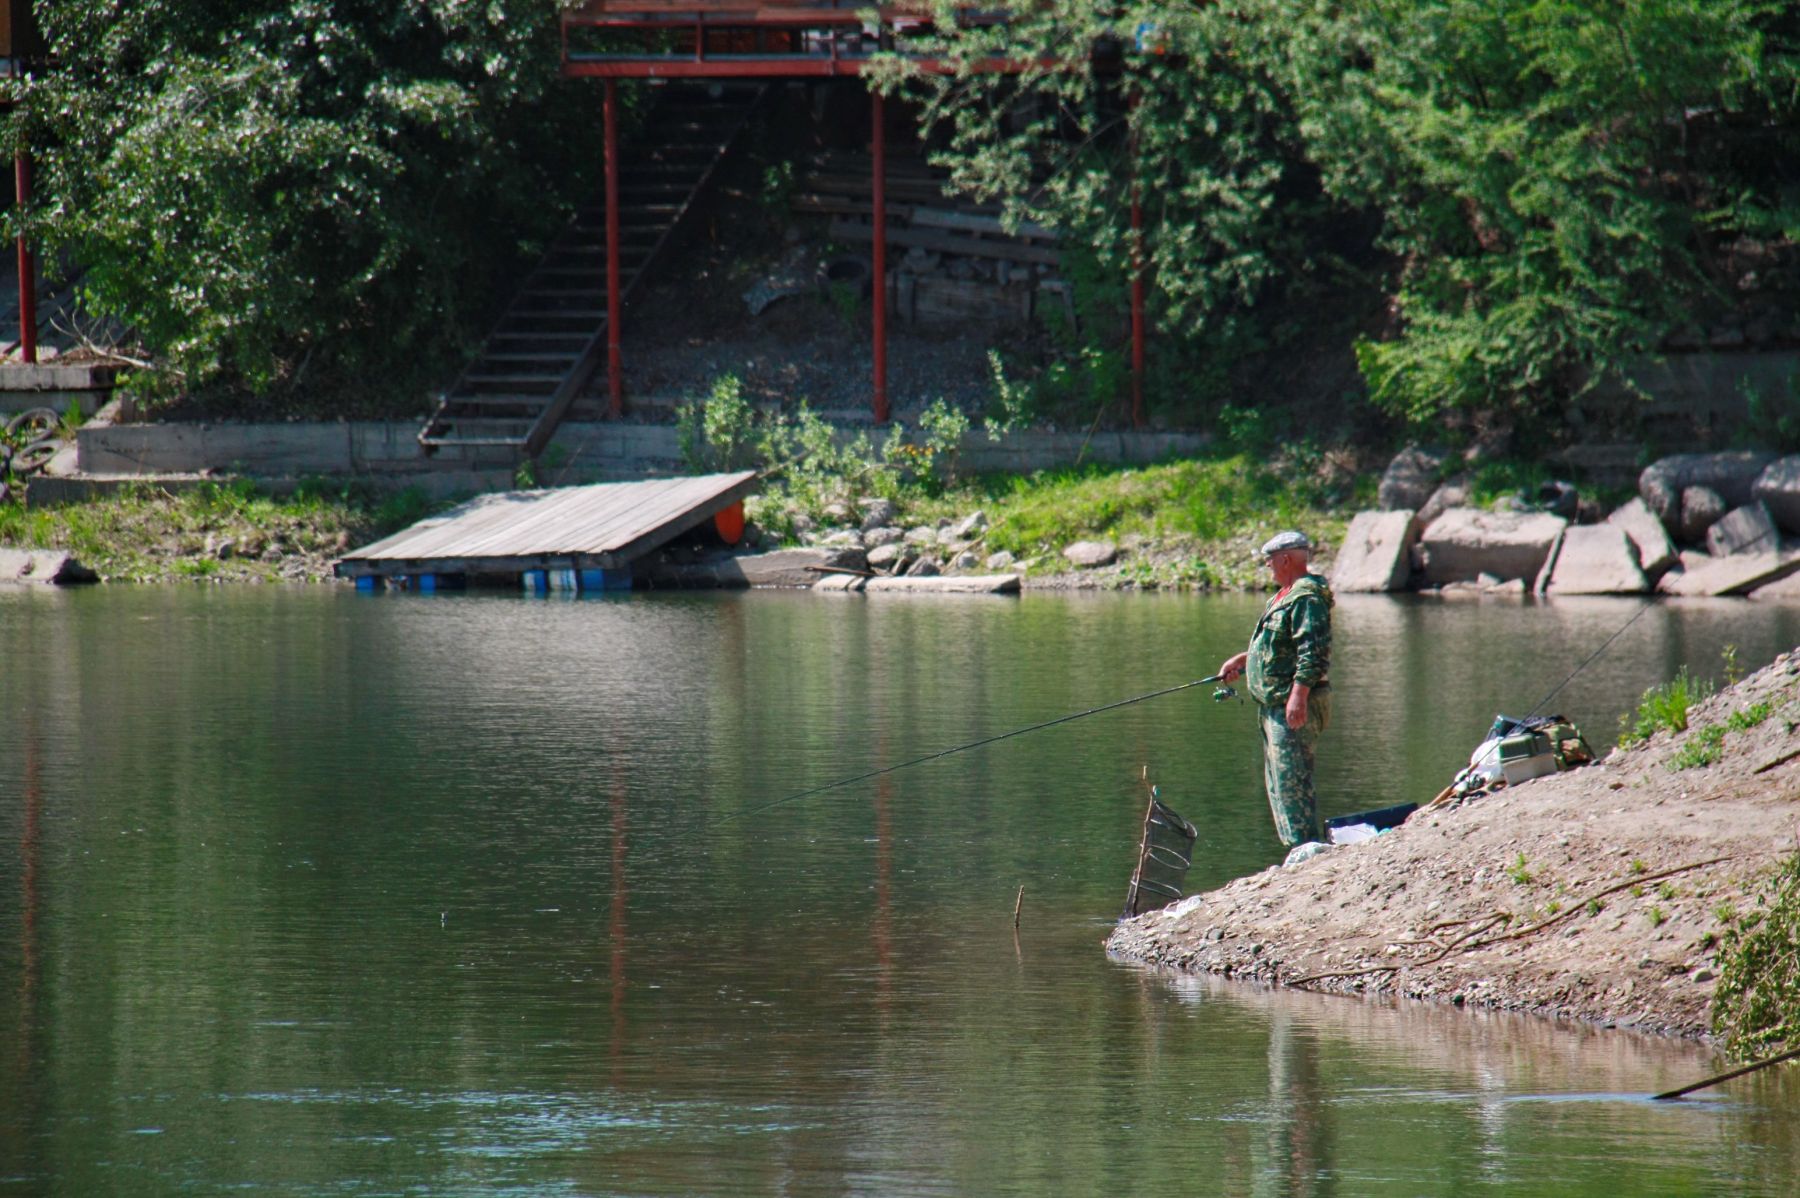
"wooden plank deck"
334,471,758,579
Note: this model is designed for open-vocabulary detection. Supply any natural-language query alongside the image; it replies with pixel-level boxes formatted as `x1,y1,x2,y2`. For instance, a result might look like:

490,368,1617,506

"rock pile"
803,499,1003,580
1334,448,1800,598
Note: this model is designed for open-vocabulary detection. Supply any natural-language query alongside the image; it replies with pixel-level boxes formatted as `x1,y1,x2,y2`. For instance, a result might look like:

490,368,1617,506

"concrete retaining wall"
77,419,1211,480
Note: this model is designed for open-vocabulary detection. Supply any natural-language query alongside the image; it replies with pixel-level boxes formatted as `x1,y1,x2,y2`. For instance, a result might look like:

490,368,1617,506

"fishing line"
1444,597,1655,797
721,675,1224,824
1521,598,1655,721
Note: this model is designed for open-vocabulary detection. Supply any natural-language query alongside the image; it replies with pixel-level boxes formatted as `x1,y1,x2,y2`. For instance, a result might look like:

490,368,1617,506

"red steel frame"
564,2,1145,427
14,147,33,364
604,79,623,417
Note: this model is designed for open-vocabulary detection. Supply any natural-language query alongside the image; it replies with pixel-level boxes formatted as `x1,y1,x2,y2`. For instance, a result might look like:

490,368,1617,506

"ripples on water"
1,585,1798,1195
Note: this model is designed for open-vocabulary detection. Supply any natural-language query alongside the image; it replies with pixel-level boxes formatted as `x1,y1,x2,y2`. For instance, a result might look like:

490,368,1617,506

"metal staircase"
419,83,766,461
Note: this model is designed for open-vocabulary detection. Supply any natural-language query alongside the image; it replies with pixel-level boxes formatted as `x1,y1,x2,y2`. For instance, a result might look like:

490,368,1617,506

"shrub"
1713,852,1800,1059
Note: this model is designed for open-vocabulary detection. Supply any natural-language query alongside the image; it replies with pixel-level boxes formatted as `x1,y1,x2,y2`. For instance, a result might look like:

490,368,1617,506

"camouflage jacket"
1246,573,1334,708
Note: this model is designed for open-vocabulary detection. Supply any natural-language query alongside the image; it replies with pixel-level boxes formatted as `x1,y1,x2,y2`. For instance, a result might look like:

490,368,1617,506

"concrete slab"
1418,508,1567,584
1706,501,1780,556
1606,496,1677,576
1747,569,1800,601
1330,510,1417,593
864,574,1022,594
810,572,867,592
1657,550,1800,597
1545,525,1649,594
637,547,865,589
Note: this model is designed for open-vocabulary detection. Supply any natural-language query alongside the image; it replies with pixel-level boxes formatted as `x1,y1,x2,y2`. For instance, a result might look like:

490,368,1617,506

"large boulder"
1331,510,1418,593
1677,486,1728,544
1753,456,1800,533
1416,473,1471,527
1418,508,1567,585
1544,525,1648,594
1377,447,1444,512
1706,501,1780,557
1639,452,1776,526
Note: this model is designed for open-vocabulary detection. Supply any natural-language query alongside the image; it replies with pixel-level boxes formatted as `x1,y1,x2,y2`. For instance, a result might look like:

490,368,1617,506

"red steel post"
1128,124,1145,429
871,92,889,424
604,79,623,417
15,149,36,365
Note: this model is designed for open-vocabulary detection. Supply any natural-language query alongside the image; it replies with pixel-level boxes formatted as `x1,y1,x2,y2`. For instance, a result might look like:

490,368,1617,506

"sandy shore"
1107,646,1800,1040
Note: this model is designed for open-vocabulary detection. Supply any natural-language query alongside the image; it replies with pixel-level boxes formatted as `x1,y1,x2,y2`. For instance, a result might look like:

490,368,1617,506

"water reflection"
1,586,1797,1195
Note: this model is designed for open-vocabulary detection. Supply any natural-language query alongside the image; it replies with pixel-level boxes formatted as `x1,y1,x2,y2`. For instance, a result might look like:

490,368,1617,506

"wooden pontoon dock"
334,471,757,593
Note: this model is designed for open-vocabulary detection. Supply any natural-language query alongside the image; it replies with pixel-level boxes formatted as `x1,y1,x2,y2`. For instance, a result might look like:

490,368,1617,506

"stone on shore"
1677,486,1728,544
906,556,941,577
947,511,987,541
903,525,938,546
1418,508,1566,585
864,526,903,549
1640,451,1776,526
858,498,899,531
1606,497,1677,577
984,550,1015,571
1063,539,1118,568
0,548,98,585
1544,525,1648,594
1330,510,1417,593
1752,456,1800,533
1706,501,1781,557
867,543,903,570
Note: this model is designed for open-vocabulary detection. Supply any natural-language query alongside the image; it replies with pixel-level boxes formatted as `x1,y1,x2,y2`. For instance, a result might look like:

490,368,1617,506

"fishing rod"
721,674,1233,824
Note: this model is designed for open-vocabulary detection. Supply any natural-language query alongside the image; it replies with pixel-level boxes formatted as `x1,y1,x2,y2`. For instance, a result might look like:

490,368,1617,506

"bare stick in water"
1013,885,1024,930
1654,1044,1800,1100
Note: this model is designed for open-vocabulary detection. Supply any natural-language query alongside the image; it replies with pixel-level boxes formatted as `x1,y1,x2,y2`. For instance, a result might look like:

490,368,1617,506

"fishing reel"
1212,683,1240,703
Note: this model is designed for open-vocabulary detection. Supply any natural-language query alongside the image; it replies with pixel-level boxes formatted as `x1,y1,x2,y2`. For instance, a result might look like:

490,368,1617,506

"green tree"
876,0,1799,427
10,0,607,409
870,2,1345,374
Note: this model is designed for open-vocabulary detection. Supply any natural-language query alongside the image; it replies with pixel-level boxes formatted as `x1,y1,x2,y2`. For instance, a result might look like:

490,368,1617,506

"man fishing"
1217,531,1334,848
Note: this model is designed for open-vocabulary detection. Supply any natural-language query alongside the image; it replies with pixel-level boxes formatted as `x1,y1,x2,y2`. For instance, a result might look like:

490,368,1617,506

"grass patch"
1670,702,1775,771
934,455,1349,583
1672,725,1728,770
1620,667,1714,747
0,479,444,582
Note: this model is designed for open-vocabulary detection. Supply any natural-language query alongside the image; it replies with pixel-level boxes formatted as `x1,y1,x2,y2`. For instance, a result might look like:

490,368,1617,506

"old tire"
6,406,60,441
14,437,59,475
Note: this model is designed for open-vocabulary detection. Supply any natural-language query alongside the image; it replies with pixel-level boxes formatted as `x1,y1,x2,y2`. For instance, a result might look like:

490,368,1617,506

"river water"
3,585,1799,1196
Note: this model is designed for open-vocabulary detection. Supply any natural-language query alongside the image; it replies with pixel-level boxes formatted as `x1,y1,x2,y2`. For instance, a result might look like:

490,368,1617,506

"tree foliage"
11,0,605,408
876,0,1800,426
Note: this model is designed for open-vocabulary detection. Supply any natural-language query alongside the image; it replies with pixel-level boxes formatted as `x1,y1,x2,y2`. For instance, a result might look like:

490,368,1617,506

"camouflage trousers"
1258,688,1331,847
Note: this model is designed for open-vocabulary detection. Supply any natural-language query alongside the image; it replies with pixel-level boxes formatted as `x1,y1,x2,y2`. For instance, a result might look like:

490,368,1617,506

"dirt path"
1107,646,1800,1040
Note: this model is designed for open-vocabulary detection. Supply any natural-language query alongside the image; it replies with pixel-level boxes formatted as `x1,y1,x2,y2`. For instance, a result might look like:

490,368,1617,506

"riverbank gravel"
1107,646,1800,1041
